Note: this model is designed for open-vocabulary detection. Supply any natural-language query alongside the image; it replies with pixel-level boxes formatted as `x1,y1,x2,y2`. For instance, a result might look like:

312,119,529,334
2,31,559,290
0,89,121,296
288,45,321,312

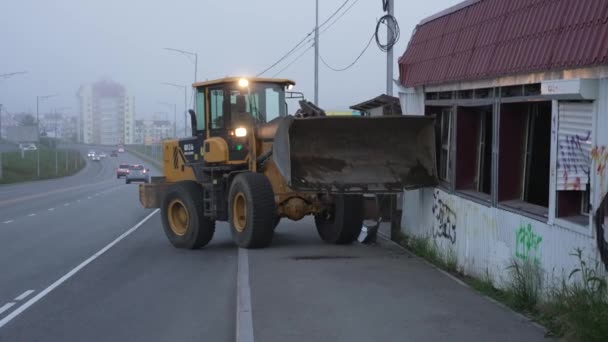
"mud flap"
273,115,438,194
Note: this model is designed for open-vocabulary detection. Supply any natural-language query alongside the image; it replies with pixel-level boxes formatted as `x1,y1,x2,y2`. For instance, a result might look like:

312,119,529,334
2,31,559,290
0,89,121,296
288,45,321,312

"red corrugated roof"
399,0,608,87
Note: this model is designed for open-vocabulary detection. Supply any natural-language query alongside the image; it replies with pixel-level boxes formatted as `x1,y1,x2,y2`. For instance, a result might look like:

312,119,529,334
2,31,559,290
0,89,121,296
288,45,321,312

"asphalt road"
0,149,548,342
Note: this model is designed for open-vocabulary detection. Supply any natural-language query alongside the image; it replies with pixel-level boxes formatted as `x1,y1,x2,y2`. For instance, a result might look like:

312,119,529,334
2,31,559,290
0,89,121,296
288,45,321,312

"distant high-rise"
77,80,134,145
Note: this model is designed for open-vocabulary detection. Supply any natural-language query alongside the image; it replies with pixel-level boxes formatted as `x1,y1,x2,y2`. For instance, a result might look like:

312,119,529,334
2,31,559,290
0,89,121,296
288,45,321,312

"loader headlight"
238,78,249,88
286,84,294,91
234,127,247,137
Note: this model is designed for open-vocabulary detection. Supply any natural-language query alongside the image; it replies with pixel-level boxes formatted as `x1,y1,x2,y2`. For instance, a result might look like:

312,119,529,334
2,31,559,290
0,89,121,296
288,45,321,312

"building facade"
78,80,134,145
133,119,172,144
397,0,608,289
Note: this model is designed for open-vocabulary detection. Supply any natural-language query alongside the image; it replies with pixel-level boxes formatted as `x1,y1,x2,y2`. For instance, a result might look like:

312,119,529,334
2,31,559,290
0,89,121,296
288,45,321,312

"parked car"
87,150,96,158
99,152,107,158
125,165,149,184
91,154,101,161
110,150,118,157
116,163,130,178
19,143,37,151
118,147,125,153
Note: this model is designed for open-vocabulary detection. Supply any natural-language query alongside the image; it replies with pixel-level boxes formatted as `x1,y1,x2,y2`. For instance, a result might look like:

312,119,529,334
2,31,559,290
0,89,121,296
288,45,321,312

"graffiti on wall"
431,191,456,244
592,145,608,193
515,224,543,262
558,132,591,190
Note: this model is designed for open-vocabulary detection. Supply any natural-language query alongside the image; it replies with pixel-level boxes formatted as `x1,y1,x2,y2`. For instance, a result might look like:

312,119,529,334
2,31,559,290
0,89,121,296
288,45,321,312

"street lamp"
159,101,177,137
36,94,57,177
164,47,198,108
161,83,188,137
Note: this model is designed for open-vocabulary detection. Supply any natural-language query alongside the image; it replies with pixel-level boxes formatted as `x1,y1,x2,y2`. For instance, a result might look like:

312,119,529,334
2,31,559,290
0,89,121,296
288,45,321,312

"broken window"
499,102,551,215
426,106,453,183
456,105,493,197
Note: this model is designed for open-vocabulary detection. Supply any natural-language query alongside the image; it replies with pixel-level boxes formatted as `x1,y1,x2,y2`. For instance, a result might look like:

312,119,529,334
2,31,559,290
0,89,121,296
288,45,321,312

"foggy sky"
0,0,461,119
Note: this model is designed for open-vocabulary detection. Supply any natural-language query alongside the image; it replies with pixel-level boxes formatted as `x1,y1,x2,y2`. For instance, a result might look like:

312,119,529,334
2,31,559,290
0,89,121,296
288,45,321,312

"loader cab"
191,77,295,166
193,77,294,138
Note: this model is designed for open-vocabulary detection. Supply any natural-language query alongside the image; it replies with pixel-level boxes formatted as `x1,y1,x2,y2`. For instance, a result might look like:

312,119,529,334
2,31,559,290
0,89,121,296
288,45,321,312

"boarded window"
556,101,593,191
556,101,593,221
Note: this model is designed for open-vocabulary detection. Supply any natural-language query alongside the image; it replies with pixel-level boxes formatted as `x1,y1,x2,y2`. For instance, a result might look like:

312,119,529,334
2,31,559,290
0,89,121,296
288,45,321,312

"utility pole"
386,0,395,96
314,0,320,105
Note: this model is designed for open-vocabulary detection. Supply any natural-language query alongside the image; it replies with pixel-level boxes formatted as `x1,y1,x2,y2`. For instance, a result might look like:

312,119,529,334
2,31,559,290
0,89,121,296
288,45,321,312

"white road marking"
0,303,15,316
87,196,92,199
64,203,70,206
48,208,54,211
0,209,159,329
3,220,14,224
77,199,81,203
27,213,36,217
14,290,35,301
237,248,254,342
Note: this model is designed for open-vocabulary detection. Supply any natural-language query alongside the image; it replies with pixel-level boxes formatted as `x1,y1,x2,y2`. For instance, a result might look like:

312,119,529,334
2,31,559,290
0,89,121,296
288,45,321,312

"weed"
541,249,608,341
505,258,543,312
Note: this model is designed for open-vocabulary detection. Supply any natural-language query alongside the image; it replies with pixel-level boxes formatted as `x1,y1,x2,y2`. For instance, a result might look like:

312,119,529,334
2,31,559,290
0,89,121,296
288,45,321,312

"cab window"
195,90,206,131
210,88,225,129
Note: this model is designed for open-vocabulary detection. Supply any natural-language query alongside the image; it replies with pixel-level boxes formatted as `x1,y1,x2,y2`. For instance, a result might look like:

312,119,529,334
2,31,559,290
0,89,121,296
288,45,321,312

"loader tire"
229,173,276,248
161,181,215,249
315,195,363,244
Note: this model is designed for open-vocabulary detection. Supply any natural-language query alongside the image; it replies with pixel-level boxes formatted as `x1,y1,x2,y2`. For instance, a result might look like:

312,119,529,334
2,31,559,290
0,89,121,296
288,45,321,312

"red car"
116,163,130,178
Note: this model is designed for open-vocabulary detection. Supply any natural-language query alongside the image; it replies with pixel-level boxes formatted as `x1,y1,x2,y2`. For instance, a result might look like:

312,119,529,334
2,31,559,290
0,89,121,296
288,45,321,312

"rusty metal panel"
557,101,594,191
399,0,608,88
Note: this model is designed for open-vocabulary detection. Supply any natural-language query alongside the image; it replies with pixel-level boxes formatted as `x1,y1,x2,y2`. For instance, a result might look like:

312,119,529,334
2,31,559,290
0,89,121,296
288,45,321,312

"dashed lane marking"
14,290,35,301
0,209,159,329
0,303,15,316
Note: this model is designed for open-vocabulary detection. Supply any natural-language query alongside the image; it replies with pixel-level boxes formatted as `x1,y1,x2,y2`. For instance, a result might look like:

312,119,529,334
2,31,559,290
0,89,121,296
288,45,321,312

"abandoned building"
397,0,608,287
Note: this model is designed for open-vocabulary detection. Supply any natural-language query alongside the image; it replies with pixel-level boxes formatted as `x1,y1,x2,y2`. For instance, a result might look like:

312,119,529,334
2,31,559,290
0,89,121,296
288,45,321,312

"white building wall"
400,75,608,290
78,85,93,144
398,86,425,116
402,188,597,289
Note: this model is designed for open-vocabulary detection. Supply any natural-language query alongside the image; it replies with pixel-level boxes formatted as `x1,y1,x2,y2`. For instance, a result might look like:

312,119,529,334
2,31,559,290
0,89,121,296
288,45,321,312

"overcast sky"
0,0,461,119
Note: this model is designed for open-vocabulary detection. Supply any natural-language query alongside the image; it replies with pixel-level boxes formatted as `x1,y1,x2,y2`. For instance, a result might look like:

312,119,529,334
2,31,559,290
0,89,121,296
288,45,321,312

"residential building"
77,80,135,145
397,0,608,288
134,119,172,144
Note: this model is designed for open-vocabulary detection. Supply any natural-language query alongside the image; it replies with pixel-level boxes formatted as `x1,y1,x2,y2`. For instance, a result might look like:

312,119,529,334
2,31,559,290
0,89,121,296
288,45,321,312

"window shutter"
557,101,593,191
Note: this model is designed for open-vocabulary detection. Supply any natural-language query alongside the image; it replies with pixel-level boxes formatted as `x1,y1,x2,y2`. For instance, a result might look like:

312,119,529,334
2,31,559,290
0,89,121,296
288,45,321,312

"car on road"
99,152,107,158
118,147,125,153
87,150,96,158
110,150,118,157
19,143,37,151
125,164,149,184
116,163,130,178
91,154,101,161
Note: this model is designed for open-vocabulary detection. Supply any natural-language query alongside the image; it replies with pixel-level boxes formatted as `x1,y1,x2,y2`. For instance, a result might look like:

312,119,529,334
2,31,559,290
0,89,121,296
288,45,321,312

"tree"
19,114,36,126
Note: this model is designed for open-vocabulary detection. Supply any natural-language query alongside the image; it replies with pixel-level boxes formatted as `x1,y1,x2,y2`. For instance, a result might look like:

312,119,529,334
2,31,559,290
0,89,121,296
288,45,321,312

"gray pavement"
0,148,548,341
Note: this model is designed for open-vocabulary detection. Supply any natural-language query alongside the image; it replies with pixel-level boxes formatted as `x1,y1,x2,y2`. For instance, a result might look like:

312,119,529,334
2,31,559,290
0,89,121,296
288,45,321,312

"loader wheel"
315,195,363,244
161,181,215,249
229,173,276,248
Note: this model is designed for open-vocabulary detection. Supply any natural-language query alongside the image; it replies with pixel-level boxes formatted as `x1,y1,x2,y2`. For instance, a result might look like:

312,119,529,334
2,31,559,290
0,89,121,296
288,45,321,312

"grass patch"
0,147,85,184
395,232,458,273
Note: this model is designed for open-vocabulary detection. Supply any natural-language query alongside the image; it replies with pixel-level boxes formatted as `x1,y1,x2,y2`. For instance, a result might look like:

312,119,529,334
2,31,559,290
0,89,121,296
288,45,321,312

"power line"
272,44,315,78
320,0,361,35
319,31,375,72
257,0,351,76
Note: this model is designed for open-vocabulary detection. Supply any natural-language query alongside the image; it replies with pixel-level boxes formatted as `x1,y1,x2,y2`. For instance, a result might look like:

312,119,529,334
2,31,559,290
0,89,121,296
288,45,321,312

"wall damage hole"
290,255,359,261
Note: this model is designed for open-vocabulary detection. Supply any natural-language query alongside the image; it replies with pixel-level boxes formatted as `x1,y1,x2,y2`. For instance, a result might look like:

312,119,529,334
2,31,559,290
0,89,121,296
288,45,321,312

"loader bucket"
272,115,438,194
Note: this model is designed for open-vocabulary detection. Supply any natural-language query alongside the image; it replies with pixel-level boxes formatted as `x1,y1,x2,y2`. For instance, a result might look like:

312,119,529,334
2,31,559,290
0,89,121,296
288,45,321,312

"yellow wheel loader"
140,77,437,249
